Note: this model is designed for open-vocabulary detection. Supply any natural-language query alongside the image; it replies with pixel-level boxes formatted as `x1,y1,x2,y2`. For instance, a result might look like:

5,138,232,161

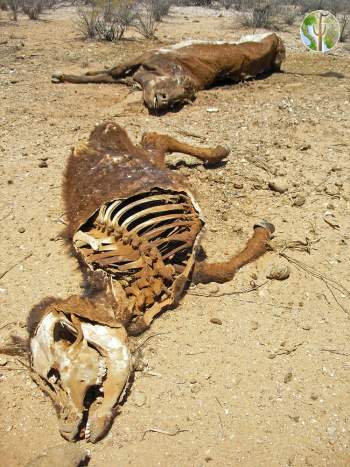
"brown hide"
64,123,189,239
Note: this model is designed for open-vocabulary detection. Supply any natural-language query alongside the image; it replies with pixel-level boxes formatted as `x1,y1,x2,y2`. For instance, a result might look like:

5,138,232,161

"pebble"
310,393,318,401
233,181,243,189
284,370,293,383
210,317,222,325
38,161,48,168
292,194,306,207
133,391,146,407
0,356,8,366
191,383,202,394
268,179,288,193
298,144,311,151
324,183,339,196
266,264,290,280
207,283,219,294
250,321,259,331
18,227,25,233
206,107,219,112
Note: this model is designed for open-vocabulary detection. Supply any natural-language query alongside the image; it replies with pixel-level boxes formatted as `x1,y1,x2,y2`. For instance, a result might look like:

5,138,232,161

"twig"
134,332,170,352
188,281,268,298
280,252,350,297
321,348,350,356
0,321,16,331
141,427,188,441
280,252,350,316
217,413,225,438
268,342,304,359
324,282,349,316
0,253,32,281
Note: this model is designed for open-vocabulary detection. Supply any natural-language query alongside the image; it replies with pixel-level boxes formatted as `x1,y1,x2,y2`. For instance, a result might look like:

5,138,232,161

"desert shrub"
149,0,171,21
296,0,349,15
240,0,280,28
339,13,349,41
8,0,21,19
21,0,56,19
281,4,299,25
76,0,134,40
133,0,157,38
220,0,235,10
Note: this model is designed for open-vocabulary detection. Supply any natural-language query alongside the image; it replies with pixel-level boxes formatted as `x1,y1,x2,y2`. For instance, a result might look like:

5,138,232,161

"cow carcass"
19,122,274,443
52,33,286,111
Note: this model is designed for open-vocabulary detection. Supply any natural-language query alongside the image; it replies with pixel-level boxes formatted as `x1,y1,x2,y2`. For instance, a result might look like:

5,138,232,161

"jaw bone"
30,310,131,443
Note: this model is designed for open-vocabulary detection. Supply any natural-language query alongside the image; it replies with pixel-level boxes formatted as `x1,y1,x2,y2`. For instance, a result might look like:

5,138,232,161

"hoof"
254,220,275,234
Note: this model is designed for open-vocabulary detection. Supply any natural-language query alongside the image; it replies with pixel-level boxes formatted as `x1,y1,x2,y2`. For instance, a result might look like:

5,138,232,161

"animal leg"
192,221,274,284
52,72,116,84
141,132,229,167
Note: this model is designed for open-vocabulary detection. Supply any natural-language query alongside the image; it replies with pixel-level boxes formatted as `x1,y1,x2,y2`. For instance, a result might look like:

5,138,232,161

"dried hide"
52,33,286,111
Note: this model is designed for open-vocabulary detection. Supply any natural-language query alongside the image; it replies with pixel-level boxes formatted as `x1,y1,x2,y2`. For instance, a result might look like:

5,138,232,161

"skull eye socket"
53,321,76,344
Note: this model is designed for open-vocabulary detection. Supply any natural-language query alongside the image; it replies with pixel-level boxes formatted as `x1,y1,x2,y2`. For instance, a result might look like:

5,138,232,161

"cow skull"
30,309,131,443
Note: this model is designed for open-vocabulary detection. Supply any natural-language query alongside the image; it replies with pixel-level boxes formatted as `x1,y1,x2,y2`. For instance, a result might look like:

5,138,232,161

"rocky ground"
0,5,350,467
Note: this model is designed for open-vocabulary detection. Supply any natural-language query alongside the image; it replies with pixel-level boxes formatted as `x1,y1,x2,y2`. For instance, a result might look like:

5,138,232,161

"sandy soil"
1,5,350,467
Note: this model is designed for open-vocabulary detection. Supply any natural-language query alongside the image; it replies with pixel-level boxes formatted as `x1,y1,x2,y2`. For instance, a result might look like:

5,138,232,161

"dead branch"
134,332,170,352
268,342,304,359
141,427,189,440
188,281,268,298
0,253,32,281
321,348,350,357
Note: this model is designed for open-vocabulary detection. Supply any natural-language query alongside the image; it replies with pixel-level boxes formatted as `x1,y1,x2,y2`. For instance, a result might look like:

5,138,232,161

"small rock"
310,393,318,401
191,383,201,394
284,370,293,383
250,321,259,331
207,283,219,294
18,227,25,233
292,194,306,207
266,264,290,281
251,273,258,280
38,161,48,168
133,391,146,407
301,324,311,330
298,144,311,151
268,179,288,194
324,183,339,196
210,317,222,325
233,181,243,189
222,212,228,221
0,356,8,366
206,107,219,113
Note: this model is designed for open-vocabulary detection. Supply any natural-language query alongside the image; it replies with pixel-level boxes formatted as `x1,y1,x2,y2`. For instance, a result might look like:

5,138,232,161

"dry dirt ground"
1,6,350,467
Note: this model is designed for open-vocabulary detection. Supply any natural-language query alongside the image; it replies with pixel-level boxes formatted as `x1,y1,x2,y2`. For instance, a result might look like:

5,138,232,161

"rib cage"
73,188,203,317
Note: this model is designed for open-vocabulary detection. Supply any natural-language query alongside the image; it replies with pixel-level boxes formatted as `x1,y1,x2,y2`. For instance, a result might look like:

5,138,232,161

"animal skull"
30,308,131,443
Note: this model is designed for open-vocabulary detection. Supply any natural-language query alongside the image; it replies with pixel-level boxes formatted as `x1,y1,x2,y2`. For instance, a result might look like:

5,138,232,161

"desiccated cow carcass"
52,33,285,111
7,122,275,444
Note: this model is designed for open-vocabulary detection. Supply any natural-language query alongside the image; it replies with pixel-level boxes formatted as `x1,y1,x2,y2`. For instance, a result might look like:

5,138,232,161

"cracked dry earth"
1,6,350,467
